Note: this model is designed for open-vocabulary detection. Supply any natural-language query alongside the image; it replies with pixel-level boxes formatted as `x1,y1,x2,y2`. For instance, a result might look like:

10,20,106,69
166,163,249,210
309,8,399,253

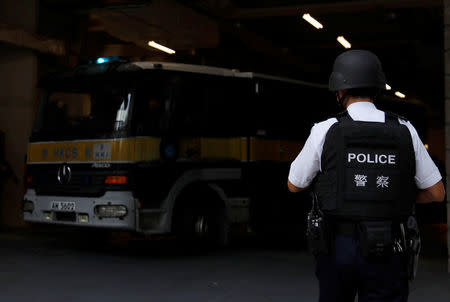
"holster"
358,221,393,262
404,216,421,281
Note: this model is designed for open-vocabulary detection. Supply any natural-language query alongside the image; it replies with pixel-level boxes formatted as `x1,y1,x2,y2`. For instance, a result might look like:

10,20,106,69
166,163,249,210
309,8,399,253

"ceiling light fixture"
302,13,323,29
385,84,391,90
337,36,351,49
395,91,406,99
148,41,176,54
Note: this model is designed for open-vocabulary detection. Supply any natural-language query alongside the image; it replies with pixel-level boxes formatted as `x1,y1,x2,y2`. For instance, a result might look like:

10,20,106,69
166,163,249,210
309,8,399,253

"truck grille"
31,166,106,197
27,164,131,197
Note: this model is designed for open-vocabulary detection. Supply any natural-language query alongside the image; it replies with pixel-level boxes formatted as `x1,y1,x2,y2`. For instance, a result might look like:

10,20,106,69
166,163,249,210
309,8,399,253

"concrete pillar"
0,0,38,227
445,0,450,273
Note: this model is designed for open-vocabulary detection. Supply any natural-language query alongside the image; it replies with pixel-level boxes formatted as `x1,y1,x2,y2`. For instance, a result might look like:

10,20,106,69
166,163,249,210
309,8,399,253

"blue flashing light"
90,56,129,65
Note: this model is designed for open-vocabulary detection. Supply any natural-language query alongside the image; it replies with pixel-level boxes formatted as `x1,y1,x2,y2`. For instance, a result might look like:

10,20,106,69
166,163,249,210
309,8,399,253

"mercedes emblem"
57,164,72,185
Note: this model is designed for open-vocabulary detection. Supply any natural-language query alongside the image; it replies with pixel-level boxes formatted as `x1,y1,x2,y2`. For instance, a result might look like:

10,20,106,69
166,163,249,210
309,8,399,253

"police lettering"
347,153,395,165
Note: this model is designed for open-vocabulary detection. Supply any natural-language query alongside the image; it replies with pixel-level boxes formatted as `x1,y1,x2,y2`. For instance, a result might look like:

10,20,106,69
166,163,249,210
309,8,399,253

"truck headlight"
95,205,128,218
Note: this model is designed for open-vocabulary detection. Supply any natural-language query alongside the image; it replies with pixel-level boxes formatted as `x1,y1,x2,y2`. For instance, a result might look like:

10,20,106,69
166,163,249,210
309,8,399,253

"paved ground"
0,226,448,302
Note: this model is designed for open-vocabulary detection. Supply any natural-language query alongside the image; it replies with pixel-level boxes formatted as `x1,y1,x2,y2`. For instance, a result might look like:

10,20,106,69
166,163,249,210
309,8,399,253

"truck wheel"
206,205,229,248
175,201,229,248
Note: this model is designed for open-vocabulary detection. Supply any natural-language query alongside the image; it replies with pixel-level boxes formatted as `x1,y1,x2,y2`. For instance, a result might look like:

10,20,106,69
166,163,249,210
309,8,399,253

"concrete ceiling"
89,0,219,52
38,0,444,122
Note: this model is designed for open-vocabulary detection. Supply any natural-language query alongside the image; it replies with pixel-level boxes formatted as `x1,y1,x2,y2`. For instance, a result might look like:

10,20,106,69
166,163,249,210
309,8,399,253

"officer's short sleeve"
288,118,337,189
400,119,442,189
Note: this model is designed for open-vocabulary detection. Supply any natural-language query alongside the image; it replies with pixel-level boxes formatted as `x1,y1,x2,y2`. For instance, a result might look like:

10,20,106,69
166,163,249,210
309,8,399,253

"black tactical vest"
314,111,416,220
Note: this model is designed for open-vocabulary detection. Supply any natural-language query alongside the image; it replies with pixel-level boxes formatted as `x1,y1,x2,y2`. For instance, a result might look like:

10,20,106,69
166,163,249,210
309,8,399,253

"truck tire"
174,194,229,248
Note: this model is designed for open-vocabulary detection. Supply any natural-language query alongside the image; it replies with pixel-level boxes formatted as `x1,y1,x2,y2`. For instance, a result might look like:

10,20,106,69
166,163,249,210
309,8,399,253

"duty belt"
333,220,404,236
334,221,359,236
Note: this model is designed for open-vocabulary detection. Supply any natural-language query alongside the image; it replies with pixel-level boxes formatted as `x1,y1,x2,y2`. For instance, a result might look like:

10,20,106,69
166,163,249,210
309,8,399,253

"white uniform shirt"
288,102,442,190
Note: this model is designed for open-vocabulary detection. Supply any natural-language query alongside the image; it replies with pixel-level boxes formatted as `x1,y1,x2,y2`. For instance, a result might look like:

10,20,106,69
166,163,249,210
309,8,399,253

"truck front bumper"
23,189,137,231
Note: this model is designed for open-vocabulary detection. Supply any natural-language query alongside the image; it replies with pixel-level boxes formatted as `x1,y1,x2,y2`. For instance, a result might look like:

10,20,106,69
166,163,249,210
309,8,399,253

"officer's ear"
336,90,347,102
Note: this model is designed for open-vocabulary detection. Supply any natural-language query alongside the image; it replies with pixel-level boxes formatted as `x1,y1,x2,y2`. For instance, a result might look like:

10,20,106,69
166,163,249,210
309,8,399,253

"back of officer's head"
329,49,386,99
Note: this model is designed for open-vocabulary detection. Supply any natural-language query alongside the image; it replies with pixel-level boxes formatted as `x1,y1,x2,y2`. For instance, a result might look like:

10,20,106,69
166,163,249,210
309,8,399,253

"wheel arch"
162,168,241,233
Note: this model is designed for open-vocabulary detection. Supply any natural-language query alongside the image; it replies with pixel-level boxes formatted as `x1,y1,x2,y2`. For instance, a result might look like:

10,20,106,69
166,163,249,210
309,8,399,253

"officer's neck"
344,97,373,109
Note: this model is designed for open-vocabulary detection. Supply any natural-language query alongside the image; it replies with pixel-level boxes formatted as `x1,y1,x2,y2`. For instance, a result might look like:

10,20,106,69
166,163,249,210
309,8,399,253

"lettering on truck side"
53,147,78,160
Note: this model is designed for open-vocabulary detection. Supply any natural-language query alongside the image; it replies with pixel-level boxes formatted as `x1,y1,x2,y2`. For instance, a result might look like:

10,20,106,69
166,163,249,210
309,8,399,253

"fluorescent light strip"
395,91,406,99
302,13,323,29
385,84,391,90
337,36,351,49
148,41,176,54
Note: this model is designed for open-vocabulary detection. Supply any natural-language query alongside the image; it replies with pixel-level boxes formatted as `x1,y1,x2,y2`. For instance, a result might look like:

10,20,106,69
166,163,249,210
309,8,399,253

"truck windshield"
33,86,133,140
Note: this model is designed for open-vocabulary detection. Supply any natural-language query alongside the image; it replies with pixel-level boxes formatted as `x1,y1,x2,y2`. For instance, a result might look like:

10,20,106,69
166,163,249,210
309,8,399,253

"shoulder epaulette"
313,110,346,125
336,110,348,118
335,110,350,122
385,111,408,122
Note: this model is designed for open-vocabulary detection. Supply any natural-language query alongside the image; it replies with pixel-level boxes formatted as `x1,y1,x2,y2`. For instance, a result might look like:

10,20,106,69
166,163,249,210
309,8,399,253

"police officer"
287,49,445,302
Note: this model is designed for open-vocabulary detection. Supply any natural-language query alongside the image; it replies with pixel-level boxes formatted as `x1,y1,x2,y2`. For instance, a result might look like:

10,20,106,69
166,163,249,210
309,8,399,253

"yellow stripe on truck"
27,137,303,164
27,138,161,164
134,137,162,161
177,137,247,161
249,138,303,162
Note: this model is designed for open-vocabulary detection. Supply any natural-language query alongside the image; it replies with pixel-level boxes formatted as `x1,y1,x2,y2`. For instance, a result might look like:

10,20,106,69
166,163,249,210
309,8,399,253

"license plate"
51,201,76,212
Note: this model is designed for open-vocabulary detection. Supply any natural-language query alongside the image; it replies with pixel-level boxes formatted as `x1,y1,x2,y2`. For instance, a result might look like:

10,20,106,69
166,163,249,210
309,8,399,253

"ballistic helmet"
328,50,386,92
